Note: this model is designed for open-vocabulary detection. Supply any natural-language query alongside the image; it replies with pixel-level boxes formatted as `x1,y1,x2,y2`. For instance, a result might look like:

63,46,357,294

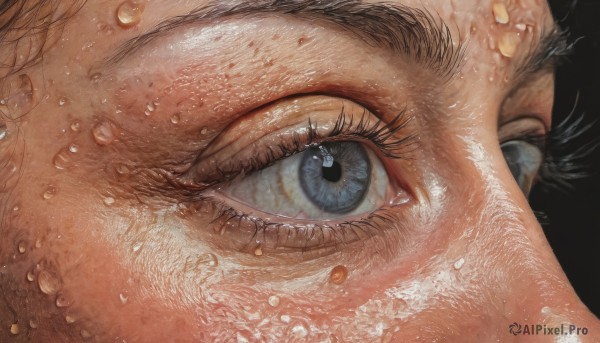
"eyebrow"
104,0,465,78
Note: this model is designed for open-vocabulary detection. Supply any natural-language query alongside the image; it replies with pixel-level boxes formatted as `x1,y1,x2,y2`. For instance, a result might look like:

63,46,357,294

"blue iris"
299,142,371,213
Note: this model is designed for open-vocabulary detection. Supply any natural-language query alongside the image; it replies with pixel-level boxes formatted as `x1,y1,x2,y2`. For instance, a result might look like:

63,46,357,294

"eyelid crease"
182,105,418,191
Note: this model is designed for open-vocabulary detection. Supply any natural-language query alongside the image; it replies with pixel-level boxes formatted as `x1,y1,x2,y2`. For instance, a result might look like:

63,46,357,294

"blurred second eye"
221,141,389,220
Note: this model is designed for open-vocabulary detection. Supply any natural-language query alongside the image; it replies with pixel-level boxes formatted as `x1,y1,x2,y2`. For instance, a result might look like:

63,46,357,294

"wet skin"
0,0,599,341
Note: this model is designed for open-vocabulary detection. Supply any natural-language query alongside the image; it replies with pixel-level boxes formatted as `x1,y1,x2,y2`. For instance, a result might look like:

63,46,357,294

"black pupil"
322,161,342,182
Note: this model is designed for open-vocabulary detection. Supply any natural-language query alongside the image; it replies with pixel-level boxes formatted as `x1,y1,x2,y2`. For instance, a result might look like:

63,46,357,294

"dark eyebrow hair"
104,0,465,79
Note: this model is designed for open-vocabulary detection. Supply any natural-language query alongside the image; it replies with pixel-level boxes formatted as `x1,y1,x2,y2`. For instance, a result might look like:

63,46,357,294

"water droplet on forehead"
116,1,143,28
10,323,20,335
37,270,61,295
26,271,35,282
291,324,308,338
92,121,115,146
170,113,181,124
58,97,68,107
80,329,92,338
29,319,38,329
200,127,209,135
68,144,78,153
499,32,520,58
254,246,263,256
119,292,128,304
492,3,510,24
65,314,76,323
329,265,348,285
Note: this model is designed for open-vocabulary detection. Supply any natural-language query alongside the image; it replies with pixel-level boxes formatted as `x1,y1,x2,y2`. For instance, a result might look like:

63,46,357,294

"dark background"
534,0,600,317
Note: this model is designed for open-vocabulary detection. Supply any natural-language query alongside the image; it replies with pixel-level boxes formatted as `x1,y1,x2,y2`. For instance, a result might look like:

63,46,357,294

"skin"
0,0,599,341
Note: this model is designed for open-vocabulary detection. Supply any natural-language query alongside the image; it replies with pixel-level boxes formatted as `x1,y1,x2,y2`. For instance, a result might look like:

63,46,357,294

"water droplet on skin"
103,196,115,206
37,270,61,295
205,253,218,267
119,293,128,304
280,315,291,323
29,319,38,329
132,242,142,252
90,73,102,84
453,258,465,270
70,121,81,132
200,127,209,135
329,265,348,285
68,144,78,153
254,246,263,256
170,113,181,124
65,314,76,324
55,292,73,307
499,32,520,58
42,186,57,200
92,121,115,145
515,23,527,31
80,329,92,338
268,295,280,307
0,124,7,141
292,324,308,338
58,97,68,106
18,241,26,253
116,1,143,28
35,239,42,248
144,101,157,116
26,271,35,282
10,323,19,335
492,3,510,24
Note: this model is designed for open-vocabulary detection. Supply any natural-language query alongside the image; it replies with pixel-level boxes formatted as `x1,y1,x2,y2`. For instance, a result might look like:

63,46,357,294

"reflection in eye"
501,140,544,195
224,141,388,220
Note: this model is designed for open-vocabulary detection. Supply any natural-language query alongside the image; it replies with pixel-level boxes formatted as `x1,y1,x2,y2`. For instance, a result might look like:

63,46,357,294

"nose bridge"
458,136,600,335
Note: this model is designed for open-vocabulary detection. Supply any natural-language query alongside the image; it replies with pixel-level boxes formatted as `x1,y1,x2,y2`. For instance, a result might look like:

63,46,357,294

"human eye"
180,96,416,254
501,133,545,196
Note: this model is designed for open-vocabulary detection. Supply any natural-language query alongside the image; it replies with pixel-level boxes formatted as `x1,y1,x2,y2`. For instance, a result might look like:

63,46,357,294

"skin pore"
0,0,599,341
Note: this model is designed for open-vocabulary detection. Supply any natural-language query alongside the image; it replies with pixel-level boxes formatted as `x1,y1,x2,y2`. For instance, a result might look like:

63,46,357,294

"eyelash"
204,106,417,185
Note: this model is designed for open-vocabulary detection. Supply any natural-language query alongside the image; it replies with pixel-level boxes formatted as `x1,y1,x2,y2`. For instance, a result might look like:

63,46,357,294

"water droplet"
204,253,218,267
35,239,42,248
90,73,102,84
55,292,73,307
58,97,68,106
119,292,128,304
116,1,143,28
280,315,291,323
92,121,115,145
29,319,38,329
515,23,527,31
132,242,142,252
70,121,81,132
499,32,520,58
18,241,26,253
26,271,35,282
42,186,57,200
200,127,209,135
144,101,156,116
254,246,263,256
268,295,280,307
53,148,73,170
103,196,115,206
37,270,61,295
68,144,78,153
291,324,308,338
170,113,180,124
492,3,510,24
453,258,465,270
329,265,348,285
80,329,92,338
65,314,76,323
10,323,19,335
0,124,7,141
